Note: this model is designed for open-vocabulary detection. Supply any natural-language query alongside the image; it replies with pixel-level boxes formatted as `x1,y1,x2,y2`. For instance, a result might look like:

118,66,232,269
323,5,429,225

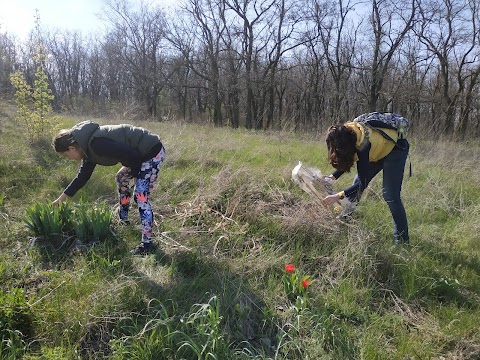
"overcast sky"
0,0,177,40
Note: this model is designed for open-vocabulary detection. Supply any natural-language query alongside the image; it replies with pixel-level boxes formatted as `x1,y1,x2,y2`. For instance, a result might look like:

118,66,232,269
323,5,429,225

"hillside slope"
1,105,479,359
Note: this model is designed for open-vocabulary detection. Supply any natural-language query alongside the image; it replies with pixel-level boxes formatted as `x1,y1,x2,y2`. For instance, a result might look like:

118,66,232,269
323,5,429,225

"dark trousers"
349,139,409,243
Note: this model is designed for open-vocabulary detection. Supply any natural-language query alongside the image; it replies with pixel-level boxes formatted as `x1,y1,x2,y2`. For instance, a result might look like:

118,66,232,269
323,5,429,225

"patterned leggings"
115,147,166,243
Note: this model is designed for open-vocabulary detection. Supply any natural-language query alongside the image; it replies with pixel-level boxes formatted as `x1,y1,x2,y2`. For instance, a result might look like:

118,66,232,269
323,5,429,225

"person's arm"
342,145,370,199
331,169,344,180
63,160,97,197
322,144,371,206
53,160,96,206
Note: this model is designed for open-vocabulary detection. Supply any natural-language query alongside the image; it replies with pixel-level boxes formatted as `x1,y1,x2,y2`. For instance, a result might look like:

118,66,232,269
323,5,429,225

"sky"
0,0,177,41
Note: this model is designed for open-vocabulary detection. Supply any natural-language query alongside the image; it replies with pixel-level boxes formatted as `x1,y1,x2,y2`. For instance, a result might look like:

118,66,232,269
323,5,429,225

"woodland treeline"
1,0,480,138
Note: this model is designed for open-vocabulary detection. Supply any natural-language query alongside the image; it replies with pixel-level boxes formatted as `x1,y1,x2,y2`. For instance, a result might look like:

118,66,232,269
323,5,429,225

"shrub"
9,45,54,141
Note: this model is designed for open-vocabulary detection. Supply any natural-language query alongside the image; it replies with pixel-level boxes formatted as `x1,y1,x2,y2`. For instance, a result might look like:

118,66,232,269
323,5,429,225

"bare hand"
321,193,341,207
52,193,67,207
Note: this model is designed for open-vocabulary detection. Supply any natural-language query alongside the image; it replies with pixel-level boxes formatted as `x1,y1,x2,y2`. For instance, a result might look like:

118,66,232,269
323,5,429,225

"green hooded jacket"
70,121,162,166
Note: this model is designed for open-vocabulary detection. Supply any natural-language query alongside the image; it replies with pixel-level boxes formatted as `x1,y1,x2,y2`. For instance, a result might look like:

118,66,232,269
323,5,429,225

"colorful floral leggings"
116,147,166,243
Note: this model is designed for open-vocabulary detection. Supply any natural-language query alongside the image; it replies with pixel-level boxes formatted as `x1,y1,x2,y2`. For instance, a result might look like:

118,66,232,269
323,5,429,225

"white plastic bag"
291,161,347,209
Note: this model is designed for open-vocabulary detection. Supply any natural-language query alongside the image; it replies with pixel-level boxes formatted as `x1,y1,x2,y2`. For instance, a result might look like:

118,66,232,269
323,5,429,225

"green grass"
0,101,479,359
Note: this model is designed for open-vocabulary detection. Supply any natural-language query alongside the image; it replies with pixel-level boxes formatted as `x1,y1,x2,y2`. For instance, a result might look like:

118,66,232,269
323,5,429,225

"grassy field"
1,100,479,359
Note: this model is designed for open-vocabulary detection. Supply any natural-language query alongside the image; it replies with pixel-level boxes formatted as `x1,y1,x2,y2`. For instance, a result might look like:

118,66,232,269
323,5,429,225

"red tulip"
302,279,310,288
285,264,295,273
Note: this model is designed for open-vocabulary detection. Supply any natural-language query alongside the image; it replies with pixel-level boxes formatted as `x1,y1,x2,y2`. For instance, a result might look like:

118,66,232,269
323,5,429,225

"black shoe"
119,219,131,226
130,242,156,255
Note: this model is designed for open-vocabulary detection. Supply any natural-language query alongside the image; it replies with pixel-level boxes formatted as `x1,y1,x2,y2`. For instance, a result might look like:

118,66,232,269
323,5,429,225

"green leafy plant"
110,301,176,359
10,71,35,137
174,296,229,360
72,202,112,243
24,202,72,240
24,201,112,252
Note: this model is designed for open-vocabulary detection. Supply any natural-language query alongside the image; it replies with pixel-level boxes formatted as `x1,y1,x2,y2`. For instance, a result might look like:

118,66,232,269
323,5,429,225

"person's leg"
382,140,409,244
116,166,133,223
131,147,166,254
338,162,383,221
347,162,383,203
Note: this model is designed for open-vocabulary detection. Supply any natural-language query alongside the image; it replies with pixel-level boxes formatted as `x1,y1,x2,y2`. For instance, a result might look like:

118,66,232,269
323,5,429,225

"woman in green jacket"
52,121,166,255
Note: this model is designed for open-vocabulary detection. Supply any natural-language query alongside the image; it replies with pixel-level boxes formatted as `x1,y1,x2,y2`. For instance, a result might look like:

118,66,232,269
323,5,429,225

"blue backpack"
353,112,409,143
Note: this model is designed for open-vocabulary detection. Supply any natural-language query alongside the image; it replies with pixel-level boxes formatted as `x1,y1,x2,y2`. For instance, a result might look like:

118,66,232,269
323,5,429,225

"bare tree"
456,0,480,138
415,0,480,137
84,39,107,107
221,20,243,128
225,0,277,129
166,8,205,122
260,0,311,130
46,30,85,111
313,0,359,122
386,37,432,132
355,0,416,112
0,33,17,95
170,0,227,126
102,0,167,118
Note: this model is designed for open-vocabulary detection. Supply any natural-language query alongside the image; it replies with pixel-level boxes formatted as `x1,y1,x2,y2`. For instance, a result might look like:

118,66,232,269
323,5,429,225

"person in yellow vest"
52,121,166,255
321,112,410,245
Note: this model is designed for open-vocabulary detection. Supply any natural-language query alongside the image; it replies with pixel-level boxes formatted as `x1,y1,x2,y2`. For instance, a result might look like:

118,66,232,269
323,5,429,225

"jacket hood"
71,121,100,154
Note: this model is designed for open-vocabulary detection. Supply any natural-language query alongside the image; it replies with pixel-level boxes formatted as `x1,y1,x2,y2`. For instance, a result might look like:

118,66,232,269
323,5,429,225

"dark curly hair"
325,125,358,172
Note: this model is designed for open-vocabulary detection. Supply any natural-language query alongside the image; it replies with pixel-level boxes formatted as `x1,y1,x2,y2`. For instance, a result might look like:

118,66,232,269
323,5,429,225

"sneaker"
119,219,131,226
394,237,409,246
336,201,357,222
130,242,156,255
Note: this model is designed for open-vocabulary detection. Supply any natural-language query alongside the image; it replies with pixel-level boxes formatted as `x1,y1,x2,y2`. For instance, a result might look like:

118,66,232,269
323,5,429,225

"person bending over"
52,120,166,255
321,112,410,245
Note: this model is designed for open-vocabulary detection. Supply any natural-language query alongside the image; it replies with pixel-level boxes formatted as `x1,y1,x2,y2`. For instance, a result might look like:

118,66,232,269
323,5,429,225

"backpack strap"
363,122,407,151
365,123,412,177
354,122,371,151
